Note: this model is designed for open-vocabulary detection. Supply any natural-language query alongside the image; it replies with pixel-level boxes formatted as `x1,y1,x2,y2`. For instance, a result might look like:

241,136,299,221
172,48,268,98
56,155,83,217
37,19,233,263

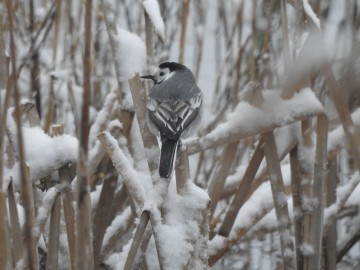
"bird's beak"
140,75,154,80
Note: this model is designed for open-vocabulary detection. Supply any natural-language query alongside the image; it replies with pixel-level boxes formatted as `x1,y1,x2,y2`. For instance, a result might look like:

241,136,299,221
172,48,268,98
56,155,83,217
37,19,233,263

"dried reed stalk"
6,0,38,267
7,180,23,264
124,211,150,270
46,192,61,270
97,132,145,207
304,114,328,270
262,131,295,269
218,141,264,237
0,191,11,270
323,65,360,172
289,145,303,269
209,82,264,219
323,159,337,270
76,0,94,268
51,124,76,270
128,74,159,173
0,7,11,269
175,148,190,195
207,141,239,217
58,166,76,270
178,0,190,64
92,161,119,267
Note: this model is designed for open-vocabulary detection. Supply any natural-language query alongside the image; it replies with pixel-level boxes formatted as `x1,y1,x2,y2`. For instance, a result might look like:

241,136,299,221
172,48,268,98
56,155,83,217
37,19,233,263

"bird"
140,62,203,178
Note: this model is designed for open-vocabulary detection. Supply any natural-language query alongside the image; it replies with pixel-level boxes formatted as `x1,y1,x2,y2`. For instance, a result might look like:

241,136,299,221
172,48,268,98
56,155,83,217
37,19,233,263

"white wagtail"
140,62,203,178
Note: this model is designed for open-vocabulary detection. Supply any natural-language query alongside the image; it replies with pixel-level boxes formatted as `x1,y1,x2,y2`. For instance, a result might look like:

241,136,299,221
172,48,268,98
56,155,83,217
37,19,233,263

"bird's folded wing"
147,94,202,140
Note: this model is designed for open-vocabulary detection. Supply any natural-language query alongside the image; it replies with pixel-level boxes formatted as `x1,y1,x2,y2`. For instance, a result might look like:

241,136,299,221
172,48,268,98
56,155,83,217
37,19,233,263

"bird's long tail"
159,137,179,178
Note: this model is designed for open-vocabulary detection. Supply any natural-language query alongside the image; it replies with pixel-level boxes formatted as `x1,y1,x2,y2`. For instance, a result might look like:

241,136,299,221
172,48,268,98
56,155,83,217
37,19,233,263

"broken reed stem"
128,74,160,177
124,211,150,270
178,0,190,64
6,0,39,268
76,0,94,268
262,131,295,269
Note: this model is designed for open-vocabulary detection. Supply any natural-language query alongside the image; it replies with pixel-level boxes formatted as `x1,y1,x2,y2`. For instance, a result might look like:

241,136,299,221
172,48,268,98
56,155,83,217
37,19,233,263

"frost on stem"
300,242,315,256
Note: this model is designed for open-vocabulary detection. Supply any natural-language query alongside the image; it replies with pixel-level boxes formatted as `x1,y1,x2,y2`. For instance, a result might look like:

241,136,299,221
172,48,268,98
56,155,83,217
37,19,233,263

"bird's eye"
159,72,165,76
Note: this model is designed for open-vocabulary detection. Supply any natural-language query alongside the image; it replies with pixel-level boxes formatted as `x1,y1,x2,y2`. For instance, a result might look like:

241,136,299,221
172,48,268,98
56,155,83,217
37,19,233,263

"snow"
102,131,147,205
142,0,166,41
186,88,324,153
303,0,321,29
88,91,117,148
102,206,133,250
300,242,315,256
114,27,146,82
155,181,209,269
4,114,78,188
328,108,360,153
33,187,58,238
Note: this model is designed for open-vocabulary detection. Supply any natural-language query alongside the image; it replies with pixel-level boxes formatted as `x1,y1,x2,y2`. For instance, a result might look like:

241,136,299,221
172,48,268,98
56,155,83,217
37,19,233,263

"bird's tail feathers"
159,138,179,178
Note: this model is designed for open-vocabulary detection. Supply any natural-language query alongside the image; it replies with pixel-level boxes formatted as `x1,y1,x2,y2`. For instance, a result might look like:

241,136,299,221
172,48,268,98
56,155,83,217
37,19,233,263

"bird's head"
140,62,186,84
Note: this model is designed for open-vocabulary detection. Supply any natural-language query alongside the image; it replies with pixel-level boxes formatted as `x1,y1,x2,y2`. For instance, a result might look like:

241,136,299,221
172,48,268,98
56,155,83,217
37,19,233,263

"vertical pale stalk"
323,159,337,270
280,0,291,71
6,0,39,268
0,9,11,269
175,149,190,195
178,0,190,64
44,0,62,132
262,131,295,269
289,145,303,269
29,0,41,117
76,0,94,268
8,180,23,264
144,12,154,67
46,192,61,270
305,114,328,270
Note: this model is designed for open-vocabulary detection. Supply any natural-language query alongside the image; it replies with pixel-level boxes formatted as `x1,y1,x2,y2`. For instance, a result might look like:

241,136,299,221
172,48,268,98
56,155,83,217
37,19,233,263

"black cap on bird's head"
140,62,187,84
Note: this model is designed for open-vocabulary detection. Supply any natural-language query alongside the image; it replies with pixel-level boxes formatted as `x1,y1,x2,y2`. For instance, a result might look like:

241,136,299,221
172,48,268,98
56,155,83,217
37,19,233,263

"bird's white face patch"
152,67,174,84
